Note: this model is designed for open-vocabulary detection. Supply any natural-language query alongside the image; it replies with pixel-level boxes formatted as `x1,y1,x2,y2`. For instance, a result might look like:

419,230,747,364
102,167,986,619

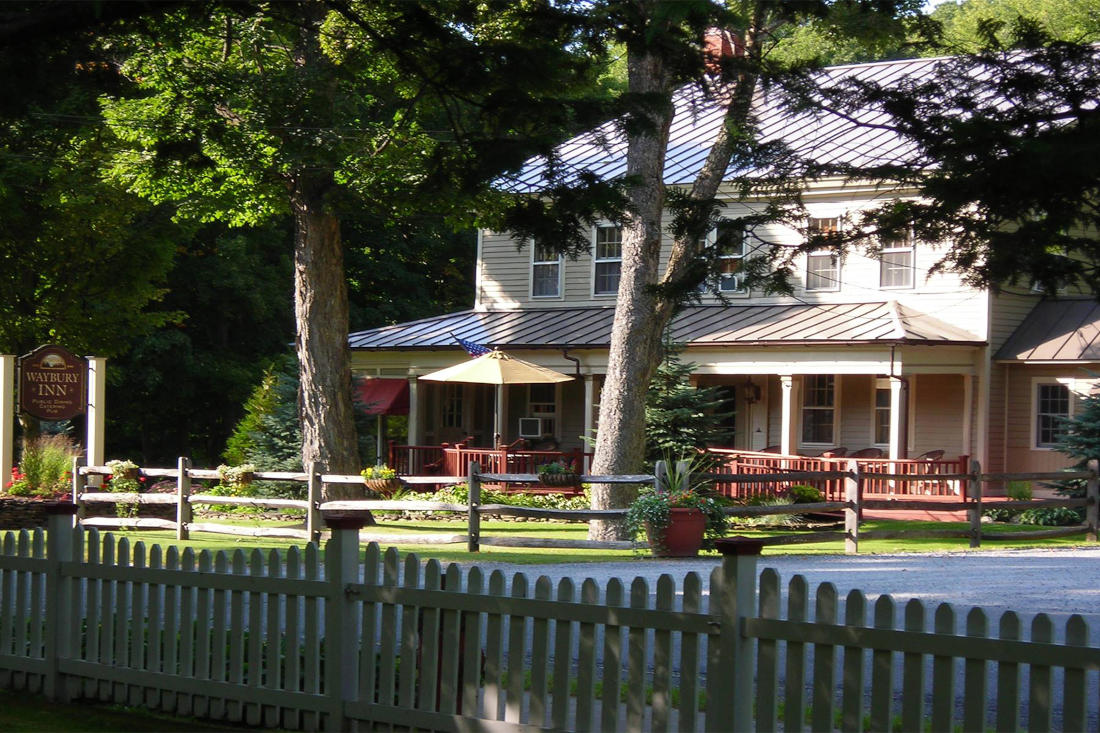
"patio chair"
912,449,952,494
915,449,944,461
820,447,848,458
761,445,782,454
849,447,884,459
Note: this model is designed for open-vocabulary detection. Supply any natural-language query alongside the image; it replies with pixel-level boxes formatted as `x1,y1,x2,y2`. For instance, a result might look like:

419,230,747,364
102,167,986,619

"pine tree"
644,343,734,466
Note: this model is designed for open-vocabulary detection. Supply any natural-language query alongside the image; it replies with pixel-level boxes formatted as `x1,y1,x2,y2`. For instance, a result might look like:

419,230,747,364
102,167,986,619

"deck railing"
387,441,592,489
706,449,970,502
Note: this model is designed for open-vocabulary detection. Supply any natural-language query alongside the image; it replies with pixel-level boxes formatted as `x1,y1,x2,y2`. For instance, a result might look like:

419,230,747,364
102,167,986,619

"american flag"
452,333,492,358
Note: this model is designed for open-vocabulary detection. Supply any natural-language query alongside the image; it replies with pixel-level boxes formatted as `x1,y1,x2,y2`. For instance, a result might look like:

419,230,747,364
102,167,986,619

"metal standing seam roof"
995,299,1100,362
500,56,944,193
348,302,983,352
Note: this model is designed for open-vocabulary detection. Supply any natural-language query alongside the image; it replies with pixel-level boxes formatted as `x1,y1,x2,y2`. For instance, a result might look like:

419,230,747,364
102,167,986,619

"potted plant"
361,464,402,496
625,460,728,556
536,459,579,488
216,463,256,494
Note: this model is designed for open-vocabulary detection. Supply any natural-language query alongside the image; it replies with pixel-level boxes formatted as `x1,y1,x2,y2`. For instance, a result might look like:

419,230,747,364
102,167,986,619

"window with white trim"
1035,382,1070,448
874,378,891,445
528,383,558,437
879,230,915,289
801,374,835,445
594,225,622,296
531,241,561,298
806,217,840,291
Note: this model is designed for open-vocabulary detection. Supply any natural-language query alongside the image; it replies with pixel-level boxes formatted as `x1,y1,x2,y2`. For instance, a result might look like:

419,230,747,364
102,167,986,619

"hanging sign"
19,344,87,420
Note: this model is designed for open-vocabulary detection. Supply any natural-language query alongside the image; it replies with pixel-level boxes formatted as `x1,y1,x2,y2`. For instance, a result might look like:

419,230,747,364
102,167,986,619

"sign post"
0,355,14,492
86,356,106,470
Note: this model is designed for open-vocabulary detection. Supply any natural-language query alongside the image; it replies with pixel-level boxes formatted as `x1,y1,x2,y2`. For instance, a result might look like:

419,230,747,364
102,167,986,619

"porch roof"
995,298,1100,362
349,301,982,352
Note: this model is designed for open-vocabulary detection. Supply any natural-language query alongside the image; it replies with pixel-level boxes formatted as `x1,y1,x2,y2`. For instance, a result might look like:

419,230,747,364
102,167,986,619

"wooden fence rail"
72,459,1100,553
0,511,1096,732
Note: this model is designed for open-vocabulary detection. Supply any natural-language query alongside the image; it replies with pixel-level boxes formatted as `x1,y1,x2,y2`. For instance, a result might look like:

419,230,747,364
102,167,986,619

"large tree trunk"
289,180,363,501
588,37,676,541
588,10,765,541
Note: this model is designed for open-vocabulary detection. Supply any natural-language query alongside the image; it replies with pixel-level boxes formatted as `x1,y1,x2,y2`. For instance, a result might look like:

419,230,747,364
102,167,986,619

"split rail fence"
0,509,1097,732
74,459,1099,553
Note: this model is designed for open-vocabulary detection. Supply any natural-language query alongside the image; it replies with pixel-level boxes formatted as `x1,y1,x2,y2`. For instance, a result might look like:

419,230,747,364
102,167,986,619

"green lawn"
0,689,253,732
97,516,1095,565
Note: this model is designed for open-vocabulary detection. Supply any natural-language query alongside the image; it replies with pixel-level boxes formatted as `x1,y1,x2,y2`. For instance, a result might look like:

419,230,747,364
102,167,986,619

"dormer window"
594,225,622,296
806,217,840,292
880,230,915,289
531,241,561,298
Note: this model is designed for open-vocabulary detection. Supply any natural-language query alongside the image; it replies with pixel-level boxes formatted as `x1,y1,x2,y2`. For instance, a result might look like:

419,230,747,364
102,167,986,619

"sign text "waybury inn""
19,345,87,421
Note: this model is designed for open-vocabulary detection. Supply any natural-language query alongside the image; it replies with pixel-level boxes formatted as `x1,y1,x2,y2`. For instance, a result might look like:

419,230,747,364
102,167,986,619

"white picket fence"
0,508,1097,731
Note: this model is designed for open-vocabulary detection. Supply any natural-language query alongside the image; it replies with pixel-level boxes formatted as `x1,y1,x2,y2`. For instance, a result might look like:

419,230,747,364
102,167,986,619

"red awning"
353,377,409,416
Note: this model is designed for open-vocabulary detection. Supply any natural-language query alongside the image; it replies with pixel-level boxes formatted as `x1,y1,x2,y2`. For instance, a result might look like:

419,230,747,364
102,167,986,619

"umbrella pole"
494,384,504,447
376,414,385,465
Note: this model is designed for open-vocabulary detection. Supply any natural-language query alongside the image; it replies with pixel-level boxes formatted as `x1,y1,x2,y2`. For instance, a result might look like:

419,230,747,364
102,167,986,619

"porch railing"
387,441,592,490
706,449,970,502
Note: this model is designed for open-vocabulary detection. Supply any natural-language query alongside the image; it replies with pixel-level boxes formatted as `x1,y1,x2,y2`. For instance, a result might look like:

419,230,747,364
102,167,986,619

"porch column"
407,376,421,445
0,355,13,493
888,376,907,460
494,384,505,446
779,375,794,456
583,374,595,473
962,374,973,457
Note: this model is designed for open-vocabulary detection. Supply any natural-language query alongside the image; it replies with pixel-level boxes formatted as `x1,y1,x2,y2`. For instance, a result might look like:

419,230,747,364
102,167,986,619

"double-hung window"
594,225,622,296
806,217,840,291
874,378,891,445
801,375,835,445
715,221,747,293
531,241,561,298
880,230,915,289
1034,381,1070,449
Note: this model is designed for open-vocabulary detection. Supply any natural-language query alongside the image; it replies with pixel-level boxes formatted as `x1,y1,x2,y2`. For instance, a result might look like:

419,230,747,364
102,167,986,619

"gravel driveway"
465,547,1100,627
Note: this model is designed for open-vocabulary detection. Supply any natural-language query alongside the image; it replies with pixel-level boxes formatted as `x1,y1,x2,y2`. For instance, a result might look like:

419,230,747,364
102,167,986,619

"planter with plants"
626,488,728,556
535,459,580,488
361,464,402,496
106,458,144,524
215,463,257,495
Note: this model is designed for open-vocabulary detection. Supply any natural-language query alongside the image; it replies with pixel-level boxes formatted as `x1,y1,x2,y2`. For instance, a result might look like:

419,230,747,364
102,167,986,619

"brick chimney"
704,28,744,74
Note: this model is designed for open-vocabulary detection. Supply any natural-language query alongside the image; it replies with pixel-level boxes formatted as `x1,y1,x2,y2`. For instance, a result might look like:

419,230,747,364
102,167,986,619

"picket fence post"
44,503,78,701
467,461,481,552
710,537,763,732
71,456,86,523
967,460,983,548
177,456,192,541
844,459,859,555
322,510,367,732
1087,458,1098,543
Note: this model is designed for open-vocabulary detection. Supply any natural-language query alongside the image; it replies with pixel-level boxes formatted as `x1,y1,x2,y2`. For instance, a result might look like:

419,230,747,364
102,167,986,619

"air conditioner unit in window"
518,417,545,438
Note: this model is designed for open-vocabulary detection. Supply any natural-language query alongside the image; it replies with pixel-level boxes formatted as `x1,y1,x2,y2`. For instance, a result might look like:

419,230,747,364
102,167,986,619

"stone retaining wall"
0,497,176,530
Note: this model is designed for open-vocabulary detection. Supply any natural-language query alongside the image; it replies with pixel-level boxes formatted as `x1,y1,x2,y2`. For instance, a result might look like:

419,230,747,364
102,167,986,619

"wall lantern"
744,379,762,405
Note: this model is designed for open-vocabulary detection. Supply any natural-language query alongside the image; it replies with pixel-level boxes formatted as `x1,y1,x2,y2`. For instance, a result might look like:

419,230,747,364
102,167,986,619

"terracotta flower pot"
364,477,401,496
646,507,707,557
538,472,580,488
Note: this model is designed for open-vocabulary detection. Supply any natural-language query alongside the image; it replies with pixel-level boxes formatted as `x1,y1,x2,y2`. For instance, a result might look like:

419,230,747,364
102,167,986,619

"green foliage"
733,495,807,528
536,460,578,476
1017,506,1083,526
224,356,303,474
5,435,78,497
106,458,142,522
645,344,734,463
930,0,1100,53
816,35,1100,296
213,464,257,497
419,485,591,512
788,484,825,504
985,480,1032,522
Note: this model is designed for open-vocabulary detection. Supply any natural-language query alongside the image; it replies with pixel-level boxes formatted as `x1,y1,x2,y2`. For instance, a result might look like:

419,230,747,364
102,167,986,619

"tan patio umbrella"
420,350,572,443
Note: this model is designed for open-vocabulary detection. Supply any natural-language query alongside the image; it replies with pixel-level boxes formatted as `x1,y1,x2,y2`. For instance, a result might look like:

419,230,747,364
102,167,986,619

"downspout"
561,349,581,378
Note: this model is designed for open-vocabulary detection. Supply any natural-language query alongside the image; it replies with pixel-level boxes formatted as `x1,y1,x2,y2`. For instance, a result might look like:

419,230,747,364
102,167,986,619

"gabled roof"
504,56,941,193
995,298,1100,362
349,301,982,352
